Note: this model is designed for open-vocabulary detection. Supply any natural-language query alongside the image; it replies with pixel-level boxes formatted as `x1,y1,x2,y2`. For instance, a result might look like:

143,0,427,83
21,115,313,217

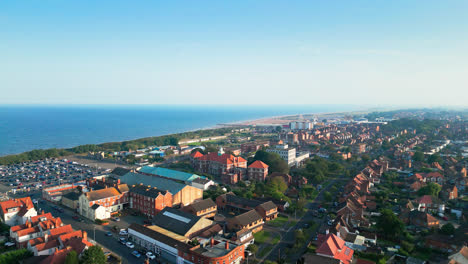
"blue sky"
1,1,467,106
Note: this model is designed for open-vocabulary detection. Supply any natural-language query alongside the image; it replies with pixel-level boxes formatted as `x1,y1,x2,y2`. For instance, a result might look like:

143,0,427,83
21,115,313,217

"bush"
95,219,109,225
0,249,33,264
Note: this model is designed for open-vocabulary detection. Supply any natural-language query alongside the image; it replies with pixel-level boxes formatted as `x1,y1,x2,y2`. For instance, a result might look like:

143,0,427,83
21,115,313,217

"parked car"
106,231,112,237
72,215,80,220
126,242,135,248
146,251,156,259
119,230,128,236
112,217,120,222
119,238,126,245
131,250,141,258
327,220,333,226
4,242,15,247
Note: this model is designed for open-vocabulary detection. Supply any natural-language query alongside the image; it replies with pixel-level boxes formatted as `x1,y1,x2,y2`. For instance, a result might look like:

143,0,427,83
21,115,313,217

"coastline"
0,108,372,160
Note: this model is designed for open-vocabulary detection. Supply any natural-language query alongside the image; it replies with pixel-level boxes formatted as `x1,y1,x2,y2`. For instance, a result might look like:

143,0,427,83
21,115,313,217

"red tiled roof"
417,195,433,204
27,237,46,247
40,248,69,264
31,213,53,224
16,226,40,237
316,233,354,264
35,239,59,252
191,151,204,158
248,160,269,169
197,152,247,165
59,230,83,242
49,224,73,236
0,197,34,214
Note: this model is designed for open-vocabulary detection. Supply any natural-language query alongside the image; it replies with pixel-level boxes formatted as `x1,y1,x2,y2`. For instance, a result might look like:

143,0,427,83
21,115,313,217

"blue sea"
0,105,359,156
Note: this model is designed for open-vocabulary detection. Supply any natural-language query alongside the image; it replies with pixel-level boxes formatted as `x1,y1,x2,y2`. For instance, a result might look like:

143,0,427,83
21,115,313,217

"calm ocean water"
0,105,357,156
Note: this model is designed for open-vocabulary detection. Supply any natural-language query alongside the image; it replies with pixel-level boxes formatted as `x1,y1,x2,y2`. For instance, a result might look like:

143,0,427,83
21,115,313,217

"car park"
132,250,141,258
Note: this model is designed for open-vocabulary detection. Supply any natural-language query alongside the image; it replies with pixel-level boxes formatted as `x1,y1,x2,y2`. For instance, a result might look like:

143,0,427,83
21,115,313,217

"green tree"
65,250,79,264
427,153,443,164
376,209,404,240
417,182,441,197
252,150,289,174
324,191,333,202
246,244,258,256
0,249,33,264
440,223,455,235
412,151,424,162
81,245,106,264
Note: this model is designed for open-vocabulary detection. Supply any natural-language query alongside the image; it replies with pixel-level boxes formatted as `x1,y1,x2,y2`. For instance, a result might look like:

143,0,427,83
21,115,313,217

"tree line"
0,127,233,165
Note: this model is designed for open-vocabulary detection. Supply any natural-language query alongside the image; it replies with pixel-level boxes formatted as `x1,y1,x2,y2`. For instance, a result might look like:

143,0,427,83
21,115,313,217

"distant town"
0,109,467,264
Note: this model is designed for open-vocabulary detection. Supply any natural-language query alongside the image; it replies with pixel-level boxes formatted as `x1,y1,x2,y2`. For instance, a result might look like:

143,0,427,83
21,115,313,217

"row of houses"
0,197,93,264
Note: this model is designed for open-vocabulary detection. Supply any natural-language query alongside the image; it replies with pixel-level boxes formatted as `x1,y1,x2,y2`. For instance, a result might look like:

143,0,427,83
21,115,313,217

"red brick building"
191,149,247,177
129,184,173,217
247,160,269,182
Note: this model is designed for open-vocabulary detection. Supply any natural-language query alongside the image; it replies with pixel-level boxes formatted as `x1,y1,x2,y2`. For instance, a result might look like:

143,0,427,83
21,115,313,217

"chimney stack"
117,179,121,184
44,234,49,242
225,241,229,250
83,231,88,241
210,238,214,247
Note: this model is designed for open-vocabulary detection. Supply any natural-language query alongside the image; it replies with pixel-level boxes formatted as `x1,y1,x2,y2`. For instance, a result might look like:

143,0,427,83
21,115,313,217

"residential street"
262,177,342,263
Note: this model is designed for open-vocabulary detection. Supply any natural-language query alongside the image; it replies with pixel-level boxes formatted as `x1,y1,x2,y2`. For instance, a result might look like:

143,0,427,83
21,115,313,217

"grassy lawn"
287,220,298,227
254,230,273,244
267,215,289,227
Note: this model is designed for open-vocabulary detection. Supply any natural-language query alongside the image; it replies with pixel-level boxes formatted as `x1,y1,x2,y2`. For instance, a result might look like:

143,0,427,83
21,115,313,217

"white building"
0,198,37,226
78,187,126,220
289,121,313,130
295,152,310,166
191,177,216,190
266,144,297,166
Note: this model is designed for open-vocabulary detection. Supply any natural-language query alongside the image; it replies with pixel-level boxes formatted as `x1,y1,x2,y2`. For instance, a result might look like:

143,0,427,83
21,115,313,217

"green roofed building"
138,166,200,183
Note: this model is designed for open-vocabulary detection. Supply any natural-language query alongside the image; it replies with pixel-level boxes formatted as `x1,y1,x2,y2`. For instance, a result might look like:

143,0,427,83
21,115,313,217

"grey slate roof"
225,194,262,208
257,201,277,211
111,167,131,176
62,191,81,201
119,172,186,194
130,184,168,198
153,207,201,236
189,198,216,212
128,223,191,251
233,209,262,226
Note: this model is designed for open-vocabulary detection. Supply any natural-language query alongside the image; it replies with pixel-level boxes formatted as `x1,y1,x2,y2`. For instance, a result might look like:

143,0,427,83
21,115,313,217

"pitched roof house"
316,233,354,264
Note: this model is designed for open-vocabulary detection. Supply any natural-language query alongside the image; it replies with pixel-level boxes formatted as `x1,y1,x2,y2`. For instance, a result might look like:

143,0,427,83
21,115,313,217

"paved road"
263,177,342,263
